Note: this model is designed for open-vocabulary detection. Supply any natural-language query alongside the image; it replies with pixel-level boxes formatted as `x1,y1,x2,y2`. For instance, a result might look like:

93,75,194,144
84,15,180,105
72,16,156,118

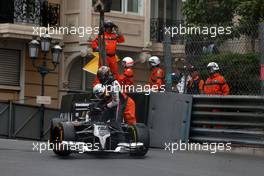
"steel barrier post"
260,23,264,95
8,101,13,138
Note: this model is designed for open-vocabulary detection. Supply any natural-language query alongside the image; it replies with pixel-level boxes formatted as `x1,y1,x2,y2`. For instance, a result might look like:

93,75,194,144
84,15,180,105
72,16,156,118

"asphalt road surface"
0,138,263,176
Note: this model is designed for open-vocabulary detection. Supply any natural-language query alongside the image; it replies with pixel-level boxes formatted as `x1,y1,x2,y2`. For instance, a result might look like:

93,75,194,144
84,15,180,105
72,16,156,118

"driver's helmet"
207,62,219,74
104,20,117,29
122,57,134,68
93,84,106,98
97,66,114,85
148,56,160,67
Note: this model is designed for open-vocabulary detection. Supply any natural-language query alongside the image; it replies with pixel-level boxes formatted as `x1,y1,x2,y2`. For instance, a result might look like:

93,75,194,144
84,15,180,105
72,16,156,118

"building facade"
0,0,185,108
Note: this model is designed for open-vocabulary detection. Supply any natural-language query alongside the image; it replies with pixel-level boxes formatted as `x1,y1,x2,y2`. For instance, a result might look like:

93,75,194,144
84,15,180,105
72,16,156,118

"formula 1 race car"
49,97,149,157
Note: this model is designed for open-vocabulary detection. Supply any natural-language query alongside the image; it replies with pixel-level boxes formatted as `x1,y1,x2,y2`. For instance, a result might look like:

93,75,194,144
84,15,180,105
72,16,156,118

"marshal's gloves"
114,26,122,37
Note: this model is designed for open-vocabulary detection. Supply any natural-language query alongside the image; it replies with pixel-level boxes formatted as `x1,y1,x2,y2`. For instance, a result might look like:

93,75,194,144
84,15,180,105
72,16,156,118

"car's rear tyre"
129,123,150,156
50,118,67,143
51,122,76,156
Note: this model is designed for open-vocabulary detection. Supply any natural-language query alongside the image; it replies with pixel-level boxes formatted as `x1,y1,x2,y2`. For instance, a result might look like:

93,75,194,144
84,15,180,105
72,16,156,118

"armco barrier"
3,93,263,148
127,93,150,124
0,101,59,140
0,93,195,146
0,102,11,137
190,95,264,146
147,92,193,148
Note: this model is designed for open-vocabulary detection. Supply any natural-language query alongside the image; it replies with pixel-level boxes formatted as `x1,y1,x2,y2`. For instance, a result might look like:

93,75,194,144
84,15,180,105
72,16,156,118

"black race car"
49,98,149,157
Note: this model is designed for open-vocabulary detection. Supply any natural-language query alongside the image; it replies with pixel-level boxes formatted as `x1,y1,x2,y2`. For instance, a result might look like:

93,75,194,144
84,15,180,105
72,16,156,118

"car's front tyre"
50,120,75,156
129,123,150,157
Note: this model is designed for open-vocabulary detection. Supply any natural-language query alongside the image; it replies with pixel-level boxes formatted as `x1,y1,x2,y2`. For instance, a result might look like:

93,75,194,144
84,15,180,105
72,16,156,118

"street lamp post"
93,0,112,65
28,34,62,140
163,26,172,92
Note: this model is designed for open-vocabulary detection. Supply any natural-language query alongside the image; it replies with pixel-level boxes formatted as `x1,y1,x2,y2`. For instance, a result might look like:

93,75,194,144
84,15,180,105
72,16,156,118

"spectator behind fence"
204,62,230,95
187,68,204,94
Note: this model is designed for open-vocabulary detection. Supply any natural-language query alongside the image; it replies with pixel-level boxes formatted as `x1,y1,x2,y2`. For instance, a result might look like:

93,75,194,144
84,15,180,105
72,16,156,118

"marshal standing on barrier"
92,20,125,86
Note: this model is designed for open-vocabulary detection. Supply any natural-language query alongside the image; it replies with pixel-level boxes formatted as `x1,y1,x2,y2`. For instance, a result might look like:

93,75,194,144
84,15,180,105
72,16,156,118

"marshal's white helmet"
122,57,134,67
93,84,105,98
207,62,220,74
148,56,160,67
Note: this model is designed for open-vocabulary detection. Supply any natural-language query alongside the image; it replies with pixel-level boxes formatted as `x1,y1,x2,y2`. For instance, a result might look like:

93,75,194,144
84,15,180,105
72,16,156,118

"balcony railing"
150,18,185,44
0,0,60,27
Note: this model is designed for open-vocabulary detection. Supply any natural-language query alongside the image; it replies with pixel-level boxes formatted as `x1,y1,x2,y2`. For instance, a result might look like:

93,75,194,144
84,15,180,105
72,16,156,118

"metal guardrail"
190,95,264,146
1,94,264,147
0,101,59,140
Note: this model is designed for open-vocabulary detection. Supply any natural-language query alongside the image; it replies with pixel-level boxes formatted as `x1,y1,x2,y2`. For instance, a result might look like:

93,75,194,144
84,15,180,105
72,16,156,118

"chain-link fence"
170,23,262,95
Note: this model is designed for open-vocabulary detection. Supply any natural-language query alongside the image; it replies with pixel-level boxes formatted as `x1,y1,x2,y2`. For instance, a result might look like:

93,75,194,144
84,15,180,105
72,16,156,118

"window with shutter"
68,59,83,91
85,71,95,91
0,48,21,86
